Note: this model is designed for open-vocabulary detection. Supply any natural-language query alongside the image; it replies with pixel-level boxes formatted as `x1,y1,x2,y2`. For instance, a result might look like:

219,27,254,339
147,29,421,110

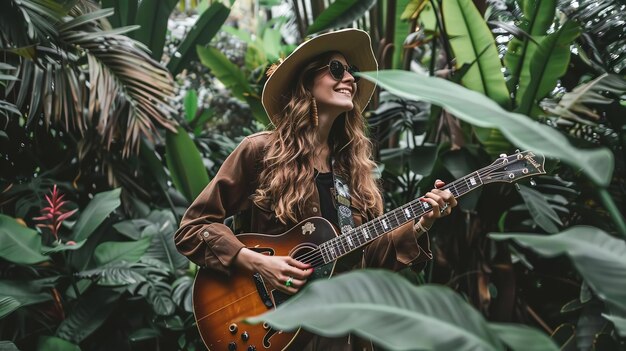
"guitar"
192,151,546,351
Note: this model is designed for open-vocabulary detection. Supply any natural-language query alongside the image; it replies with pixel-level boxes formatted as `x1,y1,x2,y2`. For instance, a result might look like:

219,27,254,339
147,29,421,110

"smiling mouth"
335,89,352,97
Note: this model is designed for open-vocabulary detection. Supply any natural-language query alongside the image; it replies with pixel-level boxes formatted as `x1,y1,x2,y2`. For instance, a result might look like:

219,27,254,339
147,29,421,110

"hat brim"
262,29,378,124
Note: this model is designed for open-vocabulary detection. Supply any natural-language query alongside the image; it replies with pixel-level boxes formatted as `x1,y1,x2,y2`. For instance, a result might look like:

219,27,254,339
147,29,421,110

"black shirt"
314,170,339,226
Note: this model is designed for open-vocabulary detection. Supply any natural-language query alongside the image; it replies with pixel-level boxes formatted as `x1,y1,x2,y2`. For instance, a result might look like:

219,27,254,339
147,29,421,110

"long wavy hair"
253,51,383,224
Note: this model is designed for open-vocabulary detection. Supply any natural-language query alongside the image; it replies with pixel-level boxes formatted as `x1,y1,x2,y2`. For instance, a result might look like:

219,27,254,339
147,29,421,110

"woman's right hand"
234,248,313,294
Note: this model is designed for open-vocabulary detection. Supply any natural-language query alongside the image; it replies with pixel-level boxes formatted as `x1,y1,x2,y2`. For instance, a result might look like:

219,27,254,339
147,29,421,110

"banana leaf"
247,270,557,351
94,237,152,266
490,226,626,311
358,70,613,187
71,188,121,242
165,126,210,202
132,0,177,60
0,214,49,264
306,0,376,35
504,0,556,96
516,21,581,117
196,46,268,124
442,0,509,108
167,2,231,75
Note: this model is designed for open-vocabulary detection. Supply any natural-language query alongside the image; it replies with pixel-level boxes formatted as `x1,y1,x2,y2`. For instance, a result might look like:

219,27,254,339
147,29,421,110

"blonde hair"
254,52,383,224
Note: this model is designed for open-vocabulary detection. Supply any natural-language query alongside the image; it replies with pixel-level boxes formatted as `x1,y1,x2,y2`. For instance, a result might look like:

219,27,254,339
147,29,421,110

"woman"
175,28,457,350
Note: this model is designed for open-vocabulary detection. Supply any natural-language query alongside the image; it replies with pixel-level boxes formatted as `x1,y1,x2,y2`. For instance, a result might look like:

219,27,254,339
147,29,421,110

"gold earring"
311,97,319,127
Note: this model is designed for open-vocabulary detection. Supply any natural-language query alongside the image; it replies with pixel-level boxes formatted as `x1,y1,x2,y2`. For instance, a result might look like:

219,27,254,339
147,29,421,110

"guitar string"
292,160,529,266
293,174,482,267
292,168,502,267
314,166,517,261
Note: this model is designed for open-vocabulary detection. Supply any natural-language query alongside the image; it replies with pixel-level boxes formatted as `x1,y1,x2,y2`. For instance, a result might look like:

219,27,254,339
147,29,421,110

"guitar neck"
318,170,485,264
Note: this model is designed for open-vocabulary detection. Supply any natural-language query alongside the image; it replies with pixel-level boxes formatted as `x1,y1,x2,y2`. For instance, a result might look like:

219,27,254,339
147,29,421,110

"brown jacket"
174,131,432,275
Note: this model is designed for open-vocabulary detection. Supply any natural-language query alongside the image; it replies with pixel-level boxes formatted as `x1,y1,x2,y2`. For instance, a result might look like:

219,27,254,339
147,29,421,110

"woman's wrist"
233,247,260,271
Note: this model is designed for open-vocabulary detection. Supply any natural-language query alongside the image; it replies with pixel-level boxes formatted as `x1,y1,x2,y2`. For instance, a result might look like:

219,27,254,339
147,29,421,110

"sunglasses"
319,60,360,82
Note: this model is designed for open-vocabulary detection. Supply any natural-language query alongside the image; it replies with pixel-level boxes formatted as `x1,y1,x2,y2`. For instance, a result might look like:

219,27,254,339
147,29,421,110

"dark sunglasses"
319,60,360,82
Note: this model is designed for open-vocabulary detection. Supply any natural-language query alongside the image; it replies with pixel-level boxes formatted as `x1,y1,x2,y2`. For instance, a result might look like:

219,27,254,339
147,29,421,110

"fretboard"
318,171,484,264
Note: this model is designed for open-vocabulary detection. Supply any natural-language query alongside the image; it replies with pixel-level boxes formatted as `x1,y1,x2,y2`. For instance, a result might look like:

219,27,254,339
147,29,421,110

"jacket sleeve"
361,217,433,272
174,137,260,275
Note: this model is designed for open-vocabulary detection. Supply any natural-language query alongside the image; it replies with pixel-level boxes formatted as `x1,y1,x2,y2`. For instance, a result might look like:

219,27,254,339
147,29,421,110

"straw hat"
261,28,378,124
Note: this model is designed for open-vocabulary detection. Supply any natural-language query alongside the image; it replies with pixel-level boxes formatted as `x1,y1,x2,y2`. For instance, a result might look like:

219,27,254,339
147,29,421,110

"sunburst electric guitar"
192,151,546,351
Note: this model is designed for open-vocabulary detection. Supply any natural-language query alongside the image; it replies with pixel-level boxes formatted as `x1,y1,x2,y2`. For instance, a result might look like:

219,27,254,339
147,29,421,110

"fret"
346,234,354,248
338,238,347,255
381,217,389,231
321,243,330,263
450,183,460,198
403,206,412,220
353,231,362,246
361,227,370,240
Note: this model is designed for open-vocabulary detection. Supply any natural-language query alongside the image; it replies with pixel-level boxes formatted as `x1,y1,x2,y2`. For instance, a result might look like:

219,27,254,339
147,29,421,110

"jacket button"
312,207,318,213
203,231,209,238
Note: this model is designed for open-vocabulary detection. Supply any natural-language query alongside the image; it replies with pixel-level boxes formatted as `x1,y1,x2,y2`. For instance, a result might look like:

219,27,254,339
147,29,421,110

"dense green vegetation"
1,0,624,350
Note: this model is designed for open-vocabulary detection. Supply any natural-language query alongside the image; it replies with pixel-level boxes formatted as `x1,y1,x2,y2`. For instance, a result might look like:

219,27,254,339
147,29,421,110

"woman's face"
311,53,357,115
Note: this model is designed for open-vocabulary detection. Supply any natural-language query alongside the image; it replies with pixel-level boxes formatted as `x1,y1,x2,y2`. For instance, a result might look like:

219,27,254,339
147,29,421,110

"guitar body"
193,217,339,351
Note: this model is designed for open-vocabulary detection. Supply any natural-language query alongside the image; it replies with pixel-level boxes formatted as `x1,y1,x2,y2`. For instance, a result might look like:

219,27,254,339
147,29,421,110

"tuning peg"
515,149,520,153
499,153,507,158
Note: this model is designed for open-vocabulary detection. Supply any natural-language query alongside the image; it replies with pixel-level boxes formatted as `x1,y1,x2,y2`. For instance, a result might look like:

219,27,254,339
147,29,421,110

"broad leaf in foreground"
490,226,626,311
0,214,49,264
247,270,557,351
358,71,613,187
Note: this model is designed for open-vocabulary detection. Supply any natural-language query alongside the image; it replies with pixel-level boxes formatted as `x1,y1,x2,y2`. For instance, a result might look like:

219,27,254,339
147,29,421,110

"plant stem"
598,188,626,239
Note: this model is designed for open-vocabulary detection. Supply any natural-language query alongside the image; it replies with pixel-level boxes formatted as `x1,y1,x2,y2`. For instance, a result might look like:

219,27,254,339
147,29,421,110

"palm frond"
1,0,177,157
560,0,626,73
547,73,626,123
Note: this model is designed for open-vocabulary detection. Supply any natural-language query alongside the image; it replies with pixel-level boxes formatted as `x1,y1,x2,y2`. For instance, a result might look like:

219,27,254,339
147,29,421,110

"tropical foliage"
1,0,625,350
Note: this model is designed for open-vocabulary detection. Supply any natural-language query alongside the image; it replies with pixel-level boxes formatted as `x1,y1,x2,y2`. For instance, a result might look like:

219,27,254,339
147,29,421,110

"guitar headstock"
482,151,546,184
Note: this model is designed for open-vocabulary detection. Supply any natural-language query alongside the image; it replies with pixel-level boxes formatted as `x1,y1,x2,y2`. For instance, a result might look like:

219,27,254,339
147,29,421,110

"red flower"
34,185,77,243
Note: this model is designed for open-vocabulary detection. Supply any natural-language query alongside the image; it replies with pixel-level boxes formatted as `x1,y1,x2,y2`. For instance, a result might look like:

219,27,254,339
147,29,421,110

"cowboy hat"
261,28,378,123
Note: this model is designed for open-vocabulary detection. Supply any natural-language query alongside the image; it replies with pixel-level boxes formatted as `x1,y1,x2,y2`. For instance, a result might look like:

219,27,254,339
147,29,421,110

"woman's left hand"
418,179,458,229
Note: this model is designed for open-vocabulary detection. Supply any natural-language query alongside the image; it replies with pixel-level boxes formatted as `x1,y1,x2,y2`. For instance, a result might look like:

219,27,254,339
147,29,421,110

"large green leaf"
0,296,21,319
165,127,210,202
504,0,556,95
72,188,122,242
488,323,559,351
516,21,581,117
37,336,80,351
248,270,557,351
517,184,562,233
167,3,231,75
41,240,87,254
442,0,510,108
100,0,138,28
0,341,19,351
132,0,177,60
94,237,151,266
0,279,52,306
490,226,626,311
196,45,268,124
77,261,148,286
602,314,626,337
0,214,49,264
393,0,412,69
55,288,122,343
358,70,614,187
71,188,121,242
141,210,188,271
306,0,376,35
